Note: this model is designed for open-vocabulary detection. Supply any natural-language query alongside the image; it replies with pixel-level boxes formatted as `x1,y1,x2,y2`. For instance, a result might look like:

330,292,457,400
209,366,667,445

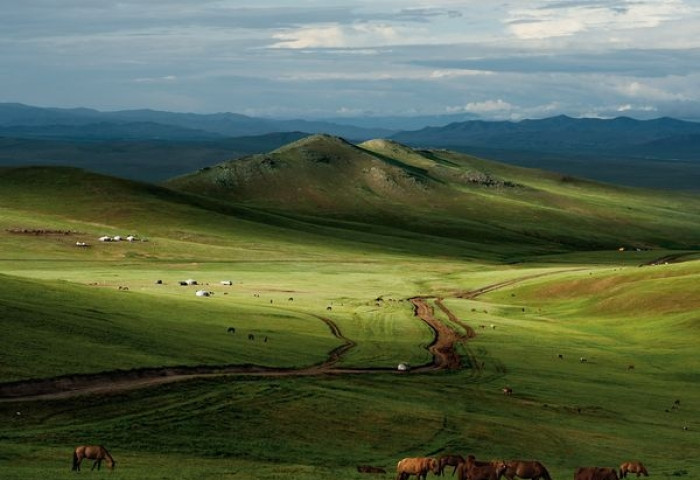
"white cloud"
450,99,513,114
618,81,689,101
271,23,402,49
507,0,696,40
133,75,177,83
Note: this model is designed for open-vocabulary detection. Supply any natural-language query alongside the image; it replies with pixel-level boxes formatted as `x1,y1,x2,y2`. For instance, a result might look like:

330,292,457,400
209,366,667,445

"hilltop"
166,135,700,256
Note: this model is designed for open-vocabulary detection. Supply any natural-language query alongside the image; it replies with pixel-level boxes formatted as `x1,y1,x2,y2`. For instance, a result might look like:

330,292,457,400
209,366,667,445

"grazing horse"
438,454,465,476
72,445,115,471
503,460,552,480
458,456,507,480
575,467,619,480
619,462,648,478
396,457,440,480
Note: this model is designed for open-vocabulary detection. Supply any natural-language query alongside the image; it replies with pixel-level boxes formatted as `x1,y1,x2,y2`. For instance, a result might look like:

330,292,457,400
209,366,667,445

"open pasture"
1,164,699,480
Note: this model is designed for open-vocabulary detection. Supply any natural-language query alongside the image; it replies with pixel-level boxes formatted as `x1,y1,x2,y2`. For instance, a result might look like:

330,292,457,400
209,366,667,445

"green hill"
167,135,700,254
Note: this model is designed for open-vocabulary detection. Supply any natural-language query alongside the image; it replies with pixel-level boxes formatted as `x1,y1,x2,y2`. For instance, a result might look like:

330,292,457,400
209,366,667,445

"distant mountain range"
1,103,699,189
391,115,700,158
0,103,392,141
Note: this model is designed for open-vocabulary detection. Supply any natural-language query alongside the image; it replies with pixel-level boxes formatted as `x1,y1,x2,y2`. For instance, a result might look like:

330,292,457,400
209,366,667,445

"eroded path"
1,270,573,402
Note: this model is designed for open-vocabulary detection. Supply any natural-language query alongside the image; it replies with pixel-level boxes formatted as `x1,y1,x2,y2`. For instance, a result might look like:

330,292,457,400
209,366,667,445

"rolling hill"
166,135,700,255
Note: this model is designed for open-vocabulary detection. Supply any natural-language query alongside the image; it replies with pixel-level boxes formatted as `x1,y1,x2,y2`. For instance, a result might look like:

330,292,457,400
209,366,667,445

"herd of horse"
394,455,649,480
69,445,649,480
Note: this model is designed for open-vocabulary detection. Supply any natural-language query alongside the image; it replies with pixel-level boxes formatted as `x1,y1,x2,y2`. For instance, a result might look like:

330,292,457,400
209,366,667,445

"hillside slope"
166,135,700,254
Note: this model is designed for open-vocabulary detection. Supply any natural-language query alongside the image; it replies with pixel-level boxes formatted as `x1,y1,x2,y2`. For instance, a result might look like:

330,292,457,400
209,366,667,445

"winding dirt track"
1,270,574,402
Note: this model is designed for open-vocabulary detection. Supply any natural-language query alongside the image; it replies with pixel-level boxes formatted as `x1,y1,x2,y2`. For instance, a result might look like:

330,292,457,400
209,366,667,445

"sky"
2,0,700,120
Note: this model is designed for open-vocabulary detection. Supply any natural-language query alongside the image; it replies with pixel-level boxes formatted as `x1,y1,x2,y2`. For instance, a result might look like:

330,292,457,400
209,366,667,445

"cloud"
453,99,514,114
617,80,690,101
506,0,695,40
133,75,178,83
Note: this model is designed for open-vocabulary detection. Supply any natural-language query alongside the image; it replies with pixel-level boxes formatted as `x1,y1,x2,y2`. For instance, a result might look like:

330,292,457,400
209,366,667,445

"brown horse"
575,467,619,480
504,461,552,480
458,456,507,480
619,462,648,478
438,455,465,476
396,457,440,480
72,445,115,471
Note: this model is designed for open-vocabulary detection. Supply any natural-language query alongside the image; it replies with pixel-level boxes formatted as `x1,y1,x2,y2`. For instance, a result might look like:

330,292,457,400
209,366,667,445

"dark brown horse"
619,462,648,478
72,445,115,471
458,456,507,480
438,455,465,476
575,467,619,480
504,461,552,480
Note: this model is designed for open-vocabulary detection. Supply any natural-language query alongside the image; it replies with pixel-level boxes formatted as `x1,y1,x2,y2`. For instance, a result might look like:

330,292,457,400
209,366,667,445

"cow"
396,457,440,480
619,462,648,478
574,467,619,480
502,387,513,396
438,455,465,476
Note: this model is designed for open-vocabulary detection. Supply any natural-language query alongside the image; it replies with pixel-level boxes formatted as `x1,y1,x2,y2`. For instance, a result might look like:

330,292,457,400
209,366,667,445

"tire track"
1,270,572,402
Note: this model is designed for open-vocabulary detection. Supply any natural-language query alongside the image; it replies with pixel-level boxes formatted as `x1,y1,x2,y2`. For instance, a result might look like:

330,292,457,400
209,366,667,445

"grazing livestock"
580,357,588,363
248,334,255,341
195,290,210,297
220,280,233,286
574,467,619,480
396,457,440,480
627,365,635,370
227,327,236,334
326,305,333,311
558,354,564,359
358,466,387,474
72,445,115,472
458,456,507,480
178,281,188,286
502,387,513,396
155,280,162,284
619,462,648,478
503,460,552,480
438,454,465,476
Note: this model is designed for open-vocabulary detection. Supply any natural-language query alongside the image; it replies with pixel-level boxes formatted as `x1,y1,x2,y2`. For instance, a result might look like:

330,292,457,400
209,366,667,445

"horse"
72,445,115,471
396,457,440,480
458,456,507,480
438,454,465,476
575,467,619,480
619,462,648,478
503,460,552,480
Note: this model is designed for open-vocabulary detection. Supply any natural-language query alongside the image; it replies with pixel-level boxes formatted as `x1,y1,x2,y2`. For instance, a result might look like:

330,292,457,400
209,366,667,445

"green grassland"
0,139,699,480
